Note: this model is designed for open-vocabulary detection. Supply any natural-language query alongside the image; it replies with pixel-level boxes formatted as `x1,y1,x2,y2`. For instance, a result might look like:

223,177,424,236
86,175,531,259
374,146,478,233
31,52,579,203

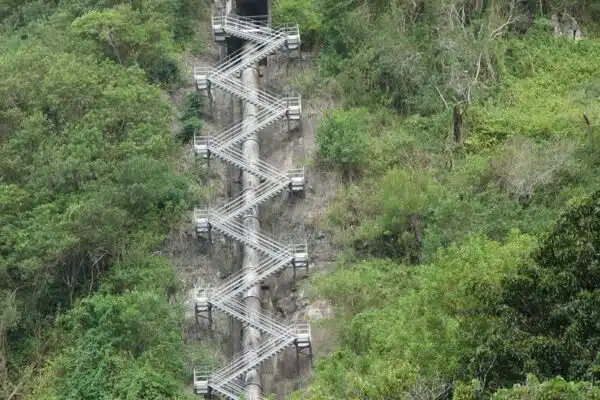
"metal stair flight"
192,13,311,400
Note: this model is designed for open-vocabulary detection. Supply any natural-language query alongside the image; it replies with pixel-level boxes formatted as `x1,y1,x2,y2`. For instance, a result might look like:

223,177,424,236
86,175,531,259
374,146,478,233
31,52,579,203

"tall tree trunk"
241,43,263,400
453,104,463,144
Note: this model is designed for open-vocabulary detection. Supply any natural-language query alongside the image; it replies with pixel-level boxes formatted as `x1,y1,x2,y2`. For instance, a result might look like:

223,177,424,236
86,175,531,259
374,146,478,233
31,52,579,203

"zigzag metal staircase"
192,14,311,400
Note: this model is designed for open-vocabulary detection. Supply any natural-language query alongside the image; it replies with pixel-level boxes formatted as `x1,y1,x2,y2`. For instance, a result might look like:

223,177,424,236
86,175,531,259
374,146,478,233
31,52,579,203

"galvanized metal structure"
192,12,311,400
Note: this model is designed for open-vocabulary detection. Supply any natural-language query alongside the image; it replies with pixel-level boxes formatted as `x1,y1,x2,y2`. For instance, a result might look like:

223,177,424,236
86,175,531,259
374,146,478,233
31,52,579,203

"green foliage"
328,168,442,261
490,375,600,399
35,291,184,399
305,232,536,399
1,0,205,42
70,4,181,84
466,34,600,149
456,189,600,391
316,108,371,177
306,3,600,398
0,0,204,396
272,0,322,47
179,91,204,142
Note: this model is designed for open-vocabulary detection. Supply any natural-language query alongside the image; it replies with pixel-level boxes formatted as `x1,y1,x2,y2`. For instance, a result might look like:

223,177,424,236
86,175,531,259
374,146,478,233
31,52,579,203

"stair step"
213,230,277,256
194,18,306,397
209,305,286,336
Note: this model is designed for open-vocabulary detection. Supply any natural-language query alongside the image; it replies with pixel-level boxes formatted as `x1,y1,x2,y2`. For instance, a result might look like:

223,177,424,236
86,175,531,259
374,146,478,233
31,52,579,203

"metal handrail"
212,219,288,258
193,12,307,400
213,36,285,77
208,69,284,109
219,15,290,44
196,135,287,183
203,166,303,226
215,103,287,147
198,140,285,183
208,251,293,300
208,296,290,336
210,179,289,223
215,14,269,26
217,334,295,384
210,331,295,384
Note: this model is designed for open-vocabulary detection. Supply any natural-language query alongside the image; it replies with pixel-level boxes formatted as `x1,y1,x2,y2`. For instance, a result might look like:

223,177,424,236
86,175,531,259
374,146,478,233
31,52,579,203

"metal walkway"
192,14,311,400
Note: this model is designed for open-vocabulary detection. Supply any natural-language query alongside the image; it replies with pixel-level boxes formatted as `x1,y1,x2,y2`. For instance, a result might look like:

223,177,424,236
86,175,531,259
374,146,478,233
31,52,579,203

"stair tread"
196,17,305,396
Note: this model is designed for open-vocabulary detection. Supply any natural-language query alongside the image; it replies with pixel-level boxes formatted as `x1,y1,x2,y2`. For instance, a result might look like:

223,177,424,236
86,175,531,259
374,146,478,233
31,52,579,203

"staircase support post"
208,303,213,338
294,340,313,374
207,81,214,118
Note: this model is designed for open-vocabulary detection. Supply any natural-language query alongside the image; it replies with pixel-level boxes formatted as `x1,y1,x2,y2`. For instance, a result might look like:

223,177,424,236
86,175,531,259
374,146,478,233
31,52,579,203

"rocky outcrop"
551,13,583,40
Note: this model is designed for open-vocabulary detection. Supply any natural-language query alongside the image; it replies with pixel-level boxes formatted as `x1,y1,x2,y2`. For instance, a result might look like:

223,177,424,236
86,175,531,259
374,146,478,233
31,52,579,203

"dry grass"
491,135,576,200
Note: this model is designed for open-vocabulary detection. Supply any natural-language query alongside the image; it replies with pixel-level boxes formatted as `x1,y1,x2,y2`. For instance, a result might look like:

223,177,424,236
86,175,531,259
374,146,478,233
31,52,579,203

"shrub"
316,108,371,177
179,91,204,142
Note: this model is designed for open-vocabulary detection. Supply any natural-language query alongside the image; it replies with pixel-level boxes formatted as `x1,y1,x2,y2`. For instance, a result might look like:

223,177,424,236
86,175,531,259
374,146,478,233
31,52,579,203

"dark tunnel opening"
237,0,269,17
226,0,270,65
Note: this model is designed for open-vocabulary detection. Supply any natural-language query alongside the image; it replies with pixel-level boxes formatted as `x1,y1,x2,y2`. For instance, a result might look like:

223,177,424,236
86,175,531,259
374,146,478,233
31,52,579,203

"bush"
316,108,371,177
35,291,184,400
179,91,204,142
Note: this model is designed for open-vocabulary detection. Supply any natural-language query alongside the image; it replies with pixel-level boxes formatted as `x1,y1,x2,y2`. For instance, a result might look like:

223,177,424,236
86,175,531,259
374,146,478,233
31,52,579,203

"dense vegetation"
274,0,600,398
3,0,600,398
0,1,206,398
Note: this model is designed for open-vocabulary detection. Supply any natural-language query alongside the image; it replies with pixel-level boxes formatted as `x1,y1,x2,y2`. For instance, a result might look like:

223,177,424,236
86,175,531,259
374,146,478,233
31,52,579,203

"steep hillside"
0,1,208,398
271,0,600,398
3,0,600,398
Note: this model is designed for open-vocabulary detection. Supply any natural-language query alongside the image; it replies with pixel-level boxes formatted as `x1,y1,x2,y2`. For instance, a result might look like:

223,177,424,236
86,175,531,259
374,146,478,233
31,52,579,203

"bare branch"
435,86,449,108
490,14,521,40
474,53,482,83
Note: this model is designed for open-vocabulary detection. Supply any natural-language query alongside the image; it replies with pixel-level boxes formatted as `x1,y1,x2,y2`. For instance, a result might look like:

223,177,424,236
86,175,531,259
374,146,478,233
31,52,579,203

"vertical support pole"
293,261,297,281
295,341,300,376
207,82,214,119
267,0,272,27
208,225,213,256
208,303,213,339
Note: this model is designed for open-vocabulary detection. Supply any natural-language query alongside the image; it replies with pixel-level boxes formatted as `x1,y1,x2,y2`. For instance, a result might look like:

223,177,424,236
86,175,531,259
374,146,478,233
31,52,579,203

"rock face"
551,13,583,40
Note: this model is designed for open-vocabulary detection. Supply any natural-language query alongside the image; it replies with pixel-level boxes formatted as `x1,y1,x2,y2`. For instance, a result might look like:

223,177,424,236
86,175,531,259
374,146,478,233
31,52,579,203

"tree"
459,189,600,392
34,291,184,399
316,108,371,178
0,34,189,396
305,232,536,399
70,4,180,84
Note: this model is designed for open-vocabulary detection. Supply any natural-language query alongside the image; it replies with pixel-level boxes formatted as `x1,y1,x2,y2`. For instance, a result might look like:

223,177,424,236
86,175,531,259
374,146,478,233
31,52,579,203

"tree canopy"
0,0,205,398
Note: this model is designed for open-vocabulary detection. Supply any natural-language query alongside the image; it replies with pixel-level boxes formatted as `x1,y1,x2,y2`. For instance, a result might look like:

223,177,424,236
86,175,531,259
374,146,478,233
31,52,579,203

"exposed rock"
551,13,583,40
276,288,309,317
184,287,197,320
304,299,333,321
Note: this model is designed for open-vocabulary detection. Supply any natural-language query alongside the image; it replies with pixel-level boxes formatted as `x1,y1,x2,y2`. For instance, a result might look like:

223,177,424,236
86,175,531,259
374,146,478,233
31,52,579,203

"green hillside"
274,0,600,398
2,0,600,398
0,1,205,398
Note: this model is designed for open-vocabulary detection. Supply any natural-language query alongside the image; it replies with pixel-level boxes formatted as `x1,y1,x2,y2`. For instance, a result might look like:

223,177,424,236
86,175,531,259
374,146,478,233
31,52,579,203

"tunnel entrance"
237,0,269,17
226,0,270,65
